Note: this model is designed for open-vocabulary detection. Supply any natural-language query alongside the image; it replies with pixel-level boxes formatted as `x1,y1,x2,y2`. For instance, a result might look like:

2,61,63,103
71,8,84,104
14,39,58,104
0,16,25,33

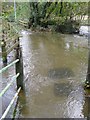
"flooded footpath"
2,31,90,118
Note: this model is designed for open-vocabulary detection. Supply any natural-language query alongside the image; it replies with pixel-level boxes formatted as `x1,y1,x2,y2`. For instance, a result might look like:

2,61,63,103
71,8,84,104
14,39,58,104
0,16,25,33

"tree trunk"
60,1,63,14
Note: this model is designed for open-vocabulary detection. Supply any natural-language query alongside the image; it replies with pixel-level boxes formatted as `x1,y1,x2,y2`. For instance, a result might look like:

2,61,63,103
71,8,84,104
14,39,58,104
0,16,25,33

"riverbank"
29,21,79,34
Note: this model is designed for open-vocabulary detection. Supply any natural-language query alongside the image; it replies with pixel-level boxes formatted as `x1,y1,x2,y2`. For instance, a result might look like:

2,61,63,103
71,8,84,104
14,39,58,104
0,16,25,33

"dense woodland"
2,2,88,33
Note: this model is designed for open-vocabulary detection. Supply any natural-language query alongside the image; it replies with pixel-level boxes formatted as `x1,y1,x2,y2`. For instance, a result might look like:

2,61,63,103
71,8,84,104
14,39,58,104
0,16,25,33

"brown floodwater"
1,31,90,118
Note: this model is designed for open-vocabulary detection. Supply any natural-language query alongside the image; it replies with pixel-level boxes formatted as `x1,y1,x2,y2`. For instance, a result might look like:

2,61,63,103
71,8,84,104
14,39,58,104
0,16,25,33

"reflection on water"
2,32,89,118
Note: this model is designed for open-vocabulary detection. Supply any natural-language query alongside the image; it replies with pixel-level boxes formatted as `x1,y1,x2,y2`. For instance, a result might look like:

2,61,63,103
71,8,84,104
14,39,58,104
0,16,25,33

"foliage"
16,2,30,21
28,2,88,33
2,2,14,21
2,2,29,22
2,2,88,33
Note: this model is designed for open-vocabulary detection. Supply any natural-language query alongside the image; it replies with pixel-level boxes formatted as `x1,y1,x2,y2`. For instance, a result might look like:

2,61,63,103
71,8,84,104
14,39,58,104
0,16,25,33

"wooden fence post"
1,30,7,64
15,37,24,90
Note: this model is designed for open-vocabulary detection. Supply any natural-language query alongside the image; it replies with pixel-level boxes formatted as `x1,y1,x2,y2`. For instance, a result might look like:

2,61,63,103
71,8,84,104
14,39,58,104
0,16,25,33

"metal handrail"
0,73,20,97
0,59,19,74
0,87,21,120
0,19,23,119
0,59,21,119
8,22,19,33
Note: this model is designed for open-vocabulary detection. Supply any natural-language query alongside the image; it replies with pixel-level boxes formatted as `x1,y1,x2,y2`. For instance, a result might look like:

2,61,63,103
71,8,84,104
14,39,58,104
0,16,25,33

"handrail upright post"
15,37,24,90
1,30,7,64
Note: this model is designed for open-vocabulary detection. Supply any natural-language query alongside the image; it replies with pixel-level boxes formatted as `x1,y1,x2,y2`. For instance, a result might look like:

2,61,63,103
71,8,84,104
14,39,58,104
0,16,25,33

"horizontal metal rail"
0,41,19,56
6,41,19,55
8,22,19,33
0,73,20,97
0,19,23,119
19,20,28,27
5,35,18,44
19,20,28,24
0,87,21,120
0,59,19,74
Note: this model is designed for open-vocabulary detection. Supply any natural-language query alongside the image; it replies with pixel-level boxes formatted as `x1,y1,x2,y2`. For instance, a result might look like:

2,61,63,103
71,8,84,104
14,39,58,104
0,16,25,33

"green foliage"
2,2,88,33
2,3,14,20
16,2,30,21
28,2,88,33
2,2,30,22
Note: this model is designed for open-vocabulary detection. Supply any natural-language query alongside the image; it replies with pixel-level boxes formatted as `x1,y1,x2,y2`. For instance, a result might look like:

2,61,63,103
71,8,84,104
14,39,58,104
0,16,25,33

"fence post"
1,30,7,64
15,37,24,90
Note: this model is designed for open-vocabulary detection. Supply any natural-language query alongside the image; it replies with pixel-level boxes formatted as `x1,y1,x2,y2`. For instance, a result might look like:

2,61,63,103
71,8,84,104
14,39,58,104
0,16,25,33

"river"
1,31,90,118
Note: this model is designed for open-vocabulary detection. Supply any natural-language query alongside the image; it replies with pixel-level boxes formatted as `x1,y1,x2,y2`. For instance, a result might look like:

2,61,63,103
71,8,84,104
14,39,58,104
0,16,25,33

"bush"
55,20,79,34
7,14,15,22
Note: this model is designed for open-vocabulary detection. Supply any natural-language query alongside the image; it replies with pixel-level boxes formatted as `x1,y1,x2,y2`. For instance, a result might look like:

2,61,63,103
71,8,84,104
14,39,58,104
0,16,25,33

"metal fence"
0,59,21,120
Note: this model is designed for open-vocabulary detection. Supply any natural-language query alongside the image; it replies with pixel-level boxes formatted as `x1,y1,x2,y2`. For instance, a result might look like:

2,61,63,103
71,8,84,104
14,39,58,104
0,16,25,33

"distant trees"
2,2,30,22
28,2,53,28
2,2,88,33
28,2,88,33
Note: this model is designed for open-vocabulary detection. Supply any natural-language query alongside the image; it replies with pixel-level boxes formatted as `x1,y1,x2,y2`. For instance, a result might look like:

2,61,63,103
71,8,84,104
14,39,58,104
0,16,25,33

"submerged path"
18,32,89,118
1,31,89,118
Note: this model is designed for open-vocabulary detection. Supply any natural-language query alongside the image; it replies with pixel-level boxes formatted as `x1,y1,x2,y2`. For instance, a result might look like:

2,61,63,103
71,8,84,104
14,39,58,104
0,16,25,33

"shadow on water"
54,83,72,97
48,67,74,79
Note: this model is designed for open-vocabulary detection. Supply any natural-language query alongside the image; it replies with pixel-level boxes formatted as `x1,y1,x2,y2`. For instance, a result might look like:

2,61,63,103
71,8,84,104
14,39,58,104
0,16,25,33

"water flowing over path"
17,32,88,118
1,31,89,118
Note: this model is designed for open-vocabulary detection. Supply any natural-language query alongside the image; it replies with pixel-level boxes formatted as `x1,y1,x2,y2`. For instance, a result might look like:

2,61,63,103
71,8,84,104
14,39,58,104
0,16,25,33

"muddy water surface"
1,32,89,118
18,32,88,118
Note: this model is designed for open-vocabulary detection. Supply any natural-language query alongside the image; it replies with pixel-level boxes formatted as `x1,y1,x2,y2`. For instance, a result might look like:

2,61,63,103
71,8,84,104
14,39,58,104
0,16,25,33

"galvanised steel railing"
0,59,21,120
